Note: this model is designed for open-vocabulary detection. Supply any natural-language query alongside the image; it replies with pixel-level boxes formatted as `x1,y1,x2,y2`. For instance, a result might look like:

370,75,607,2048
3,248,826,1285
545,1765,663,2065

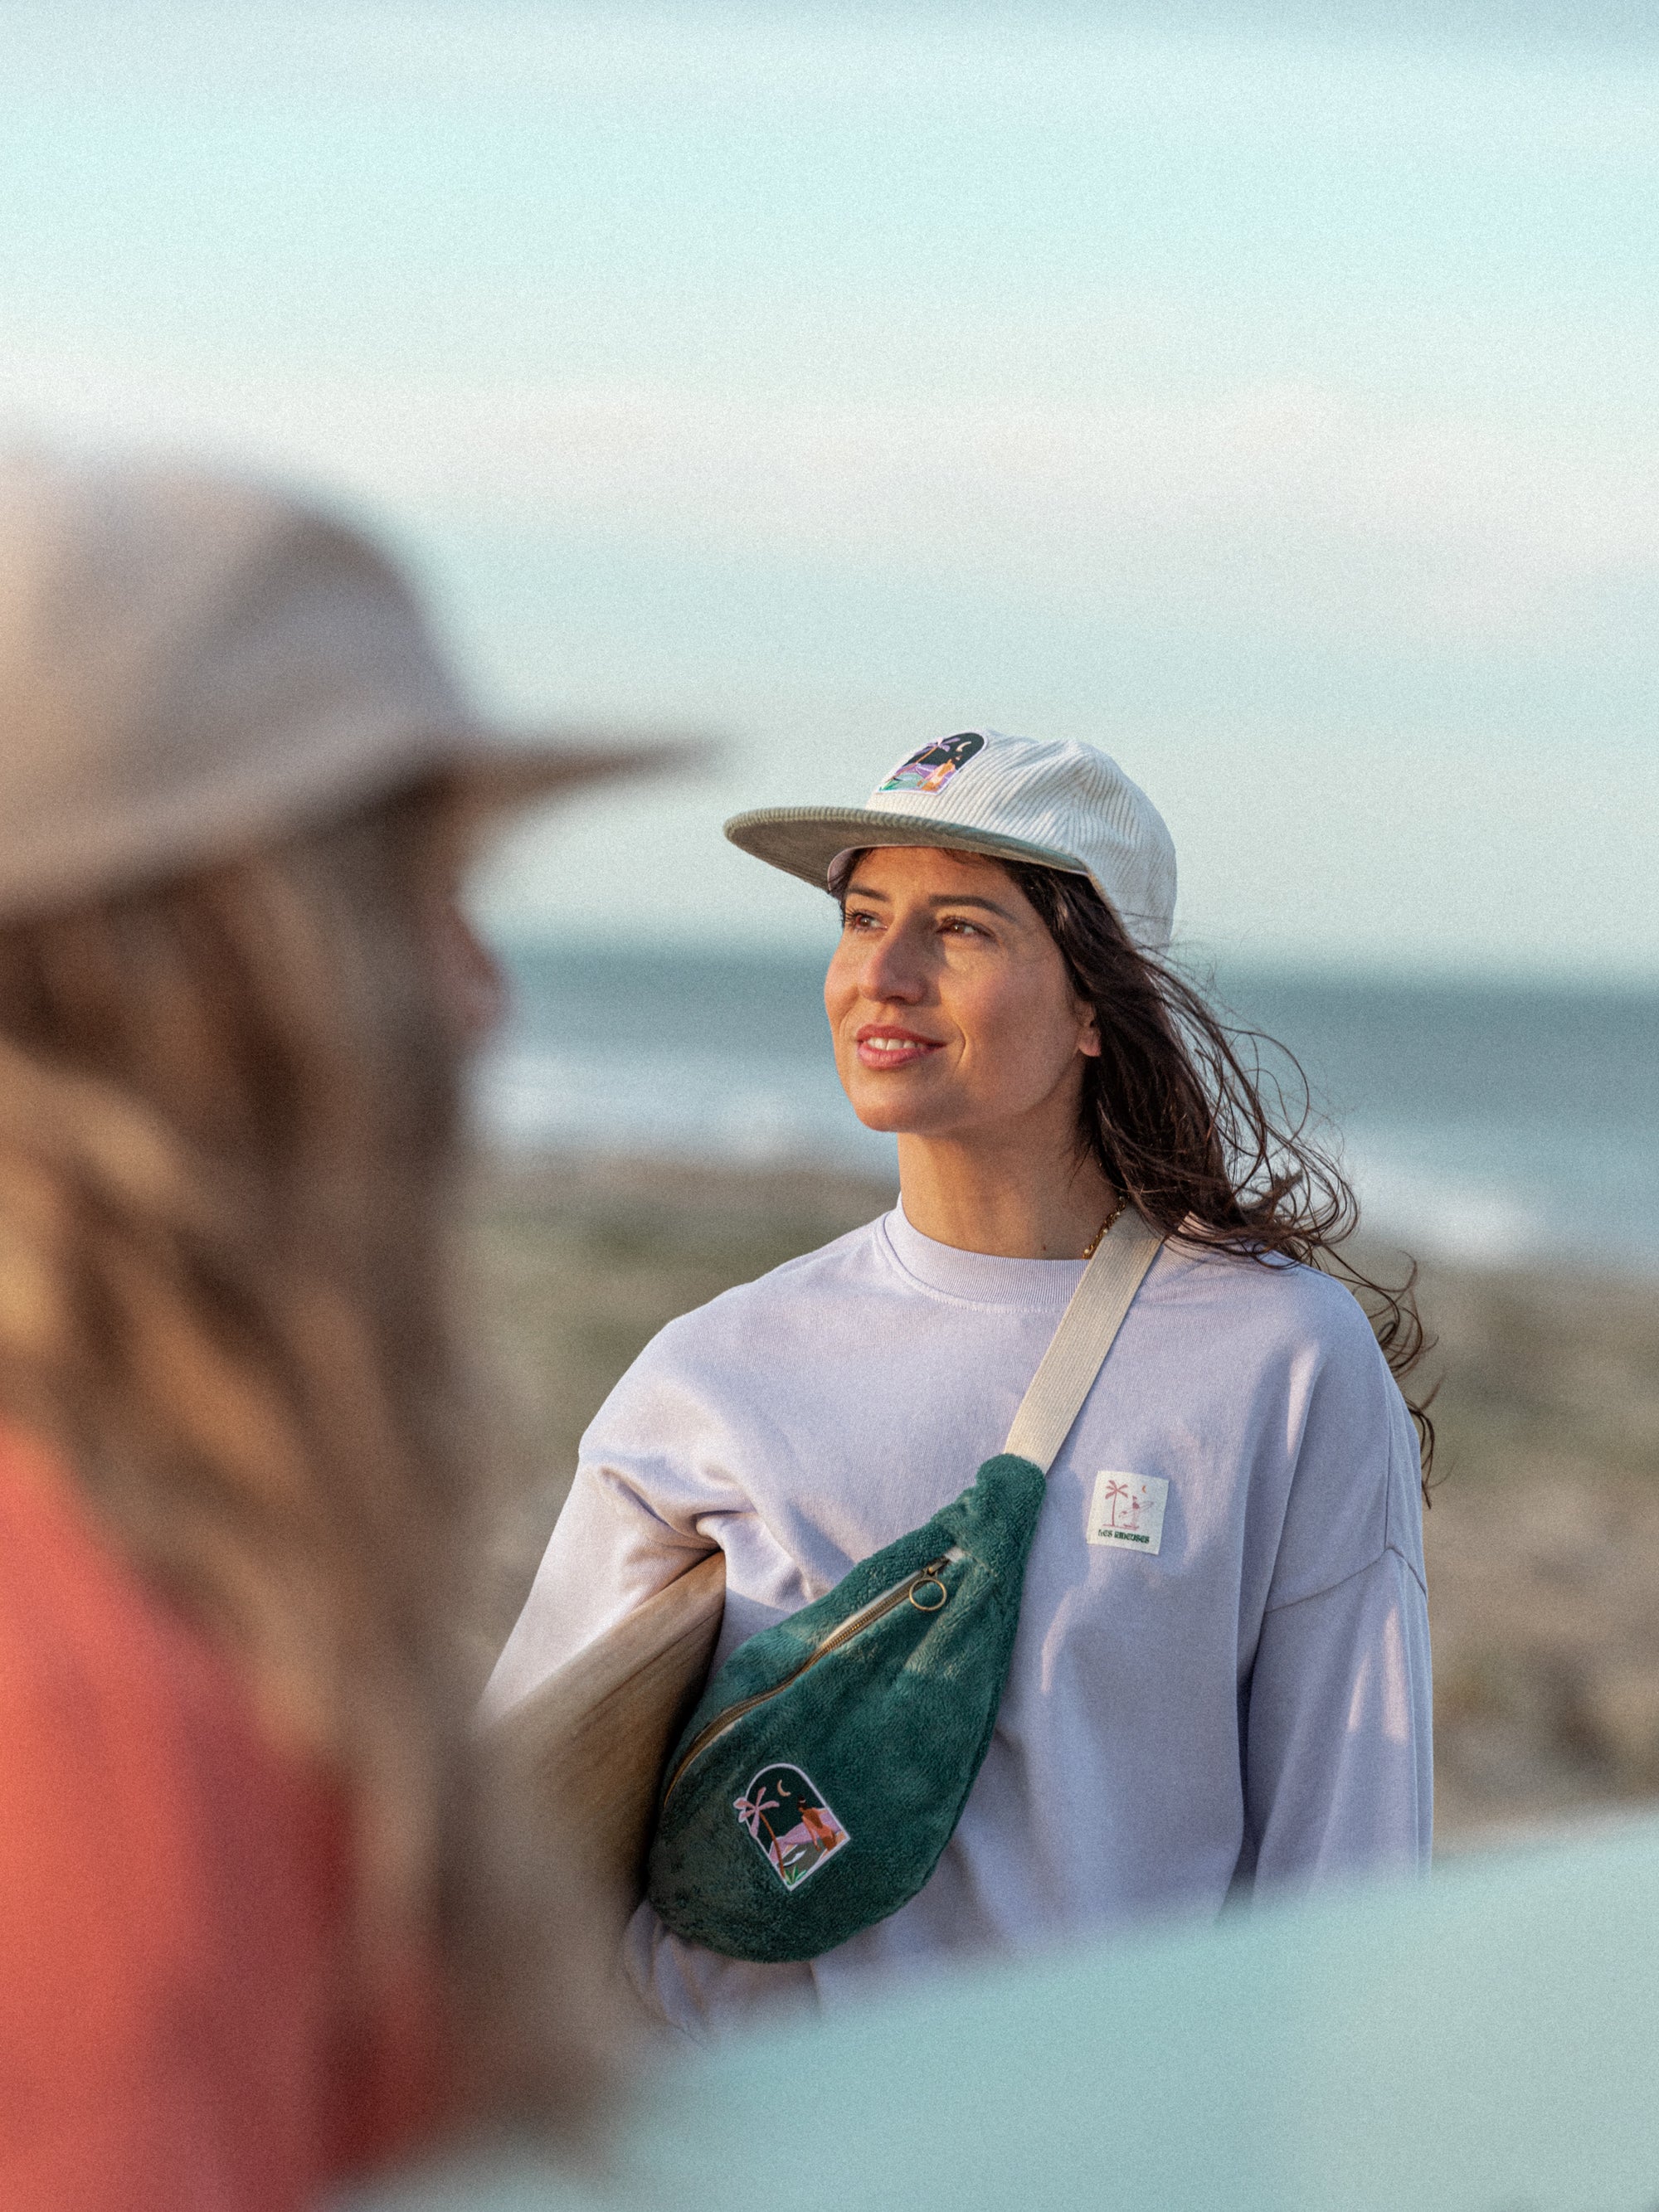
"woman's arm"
484,1309,774,1726
1243,1542,1433,1887
1239,1310,1433,1891
479,1359,822,2041
481,1456,718,1723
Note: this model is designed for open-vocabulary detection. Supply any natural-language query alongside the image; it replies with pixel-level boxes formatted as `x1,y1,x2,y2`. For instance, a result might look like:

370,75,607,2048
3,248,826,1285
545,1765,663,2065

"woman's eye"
844,908,881,931
940,917,984,938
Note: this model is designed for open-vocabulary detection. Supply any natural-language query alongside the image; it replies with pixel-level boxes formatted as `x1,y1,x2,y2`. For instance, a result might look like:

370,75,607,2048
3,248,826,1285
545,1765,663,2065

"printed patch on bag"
879,732,985,795
1087,1471,1169,1554
734,1763,851,1891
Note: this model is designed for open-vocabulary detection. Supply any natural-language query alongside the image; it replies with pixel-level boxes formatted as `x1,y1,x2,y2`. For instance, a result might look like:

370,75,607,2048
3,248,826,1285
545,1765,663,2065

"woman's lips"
854,1025,945,1071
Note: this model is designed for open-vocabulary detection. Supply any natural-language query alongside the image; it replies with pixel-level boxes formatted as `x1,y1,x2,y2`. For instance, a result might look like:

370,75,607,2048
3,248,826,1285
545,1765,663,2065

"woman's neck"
895,1130,1117,1260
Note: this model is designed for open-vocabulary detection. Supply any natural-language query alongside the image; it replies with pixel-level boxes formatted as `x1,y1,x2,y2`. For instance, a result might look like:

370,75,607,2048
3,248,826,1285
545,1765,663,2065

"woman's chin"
842,1083,951,1138
851,1107,916,1135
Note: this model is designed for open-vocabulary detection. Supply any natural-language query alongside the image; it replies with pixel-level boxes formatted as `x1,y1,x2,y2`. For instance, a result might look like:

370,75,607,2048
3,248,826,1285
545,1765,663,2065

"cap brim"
723,805,1091,892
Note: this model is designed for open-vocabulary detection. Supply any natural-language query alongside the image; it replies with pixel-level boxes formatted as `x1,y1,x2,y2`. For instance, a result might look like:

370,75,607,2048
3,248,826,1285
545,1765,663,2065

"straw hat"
0,448,693,921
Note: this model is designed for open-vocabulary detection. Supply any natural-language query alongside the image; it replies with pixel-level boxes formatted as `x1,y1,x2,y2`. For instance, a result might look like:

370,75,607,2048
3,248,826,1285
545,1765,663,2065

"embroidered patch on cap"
734,1763,851,1891
1087,1471,1169,1554
879,732,985,795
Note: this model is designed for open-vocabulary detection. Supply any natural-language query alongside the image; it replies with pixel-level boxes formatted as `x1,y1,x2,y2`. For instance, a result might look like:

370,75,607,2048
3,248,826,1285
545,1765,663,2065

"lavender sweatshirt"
484,1204,1432,2039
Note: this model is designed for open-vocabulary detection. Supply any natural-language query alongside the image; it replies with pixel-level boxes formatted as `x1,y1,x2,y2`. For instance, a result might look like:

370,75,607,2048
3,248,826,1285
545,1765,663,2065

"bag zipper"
660,1544,966,1807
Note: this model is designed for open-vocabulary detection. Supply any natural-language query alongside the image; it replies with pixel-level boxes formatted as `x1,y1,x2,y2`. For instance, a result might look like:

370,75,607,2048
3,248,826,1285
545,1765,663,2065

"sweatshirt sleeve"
479,1453,714,1722
485,1457,823,2044
479,1316,758,1721
1243,1545,1433,1889
1240,1328,1433,1891
478,1344,824,2041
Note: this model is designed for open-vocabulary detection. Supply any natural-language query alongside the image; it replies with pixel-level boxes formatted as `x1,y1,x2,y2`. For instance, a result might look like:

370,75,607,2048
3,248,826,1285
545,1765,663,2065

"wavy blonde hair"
0,773,603,2119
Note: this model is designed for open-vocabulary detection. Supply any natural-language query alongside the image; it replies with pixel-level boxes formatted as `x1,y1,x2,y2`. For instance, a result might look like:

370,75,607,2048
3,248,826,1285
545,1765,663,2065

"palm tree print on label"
1101,1478,1136,1529
1087,1470,1170,1553
879,732,985,795
733,1763,851,1890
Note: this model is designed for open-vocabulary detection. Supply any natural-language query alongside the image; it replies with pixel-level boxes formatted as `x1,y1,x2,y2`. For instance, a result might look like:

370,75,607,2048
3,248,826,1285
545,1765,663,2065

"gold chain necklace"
1080,1191,1128,1261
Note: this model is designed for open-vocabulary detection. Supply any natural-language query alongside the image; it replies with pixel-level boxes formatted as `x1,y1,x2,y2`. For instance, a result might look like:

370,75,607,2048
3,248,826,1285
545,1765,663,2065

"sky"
2,2,1655,977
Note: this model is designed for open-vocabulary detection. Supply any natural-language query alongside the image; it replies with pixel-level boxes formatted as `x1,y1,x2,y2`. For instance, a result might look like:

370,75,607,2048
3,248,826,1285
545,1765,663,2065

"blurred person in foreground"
0,451,664,2209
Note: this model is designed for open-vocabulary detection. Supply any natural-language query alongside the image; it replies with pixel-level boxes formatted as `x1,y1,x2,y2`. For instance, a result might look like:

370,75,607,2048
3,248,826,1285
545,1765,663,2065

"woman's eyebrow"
921,892,1018,920
941,894,1012,912
843,882,1017,921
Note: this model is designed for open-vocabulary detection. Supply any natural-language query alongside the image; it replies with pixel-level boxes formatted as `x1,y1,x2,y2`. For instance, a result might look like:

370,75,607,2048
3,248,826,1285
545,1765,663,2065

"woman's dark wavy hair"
839,851,1435,1490
1009,862,1435,1490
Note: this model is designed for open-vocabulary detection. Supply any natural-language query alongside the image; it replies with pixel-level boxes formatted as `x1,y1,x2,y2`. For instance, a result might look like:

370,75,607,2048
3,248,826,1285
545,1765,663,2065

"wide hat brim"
451,727,710,816
0,442,716,921
722,805,1092,894
0,722,710,927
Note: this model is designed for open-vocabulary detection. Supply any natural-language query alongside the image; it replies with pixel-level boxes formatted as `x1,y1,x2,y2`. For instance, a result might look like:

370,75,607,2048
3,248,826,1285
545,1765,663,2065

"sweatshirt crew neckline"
878,1199,1089,1312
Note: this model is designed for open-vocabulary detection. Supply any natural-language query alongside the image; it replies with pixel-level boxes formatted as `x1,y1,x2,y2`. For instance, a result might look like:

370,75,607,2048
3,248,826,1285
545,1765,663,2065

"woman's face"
424,850,508,1051
825,847,1100,1141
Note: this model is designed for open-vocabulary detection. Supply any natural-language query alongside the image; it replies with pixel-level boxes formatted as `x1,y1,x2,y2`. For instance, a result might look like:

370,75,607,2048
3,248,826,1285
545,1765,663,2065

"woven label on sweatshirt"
1087,1471,1168,1554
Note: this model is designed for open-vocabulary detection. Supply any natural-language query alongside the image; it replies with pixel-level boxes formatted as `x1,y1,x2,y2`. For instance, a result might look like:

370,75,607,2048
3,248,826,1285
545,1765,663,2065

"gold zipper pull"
907,1557,951,1613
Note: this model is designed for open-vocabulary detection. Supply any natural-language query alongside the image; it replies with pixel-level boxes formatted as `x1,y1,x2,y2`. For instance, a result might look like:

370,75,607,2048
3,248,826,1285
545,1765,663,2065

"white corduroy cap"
0,449,696,922
724,729,1177,954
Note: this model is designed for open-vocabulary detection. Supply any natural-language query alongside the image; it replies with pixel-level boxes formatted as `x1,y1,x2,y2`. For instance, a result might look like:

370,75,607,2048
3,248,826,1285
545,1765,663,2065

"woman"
0,450,668,2206
487,729,1433,2039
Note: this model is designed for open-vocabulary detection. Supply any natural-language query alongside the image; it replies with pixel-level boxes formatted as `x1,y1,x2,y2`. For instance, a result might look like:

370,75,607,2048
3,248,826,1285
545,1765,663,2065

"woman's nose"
858,926,925,1004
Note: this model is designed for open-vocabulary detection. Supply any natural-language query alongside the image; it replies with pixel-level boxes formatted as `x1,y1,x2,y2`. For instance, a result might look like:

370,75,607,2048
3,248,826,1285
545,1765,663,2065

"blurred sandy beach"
468,1151,1659,1856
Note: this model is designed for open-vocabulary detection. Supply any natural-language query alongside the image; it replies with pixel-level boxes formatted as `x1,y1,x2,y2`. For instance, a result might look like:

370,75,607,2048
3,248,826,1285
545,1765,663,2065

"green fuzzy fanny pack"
645,1212,1161,1965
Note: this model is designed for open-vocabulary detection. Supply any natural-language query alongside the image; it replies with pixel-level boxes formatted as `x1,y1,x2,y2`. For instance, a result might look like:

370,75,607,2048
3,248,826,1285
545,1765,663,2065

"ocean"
479,944,1659,1277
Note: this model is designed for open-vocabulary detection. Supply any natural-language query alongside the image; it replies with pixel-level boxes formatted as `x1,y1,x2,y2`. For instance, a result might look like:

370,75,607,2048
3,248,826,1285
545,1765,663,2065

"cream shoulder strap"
1001,1208,1162,1475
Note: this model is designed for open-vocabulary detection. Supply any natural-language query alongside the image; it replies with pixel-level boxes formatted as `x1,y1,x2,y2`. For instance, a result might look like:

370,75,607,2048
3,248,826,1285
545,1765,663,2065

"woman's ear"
1078,1008,1103,1058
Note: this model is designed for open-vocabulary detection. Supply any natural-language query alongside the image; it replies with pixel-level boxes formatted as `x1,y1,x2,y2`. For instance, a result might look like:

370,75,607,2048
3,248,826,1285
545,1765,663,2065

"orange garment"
0,1427,448,2211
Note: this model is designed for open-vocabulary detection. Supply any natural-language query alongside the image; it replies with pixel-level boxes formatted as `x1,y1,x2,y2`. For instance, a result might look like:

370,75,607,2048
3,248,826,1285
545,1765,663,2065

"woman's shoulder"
1152,1237,1393,1373
572,1215,895,1456
638,1211,897,1364
1151,1247,1422,1580
0,1426,361,2205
